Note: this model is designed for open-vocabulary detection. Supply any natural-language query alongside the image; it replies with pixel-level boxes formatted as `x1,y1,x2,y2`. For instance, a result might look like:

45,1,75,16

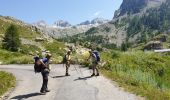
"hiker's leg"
92,65,95,74
44,73,49,91
41,72,46,92
96,64,99,76
91,63,95,76
65,63,70,76
66,64,68,74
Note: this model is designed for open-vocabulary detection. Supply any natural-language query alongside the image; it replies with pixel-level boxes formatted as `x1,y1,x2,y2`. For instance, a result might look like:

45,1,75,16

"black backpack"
93,51,100,62
62,54,67,64
34,56,42,73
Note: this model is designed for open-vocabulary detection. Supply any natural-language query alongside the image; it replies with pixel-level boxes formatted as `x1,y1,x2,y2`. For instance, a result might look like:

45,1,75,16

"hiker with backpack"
34,53,52,94
63,50,72,76
87,50,100,77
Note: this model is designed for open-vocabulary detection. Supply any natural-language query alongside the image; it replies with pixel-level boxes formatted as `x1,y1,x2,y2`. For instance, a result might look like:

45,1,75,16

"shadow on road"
52,75,66,78
11,92,42,100
74,76,92,81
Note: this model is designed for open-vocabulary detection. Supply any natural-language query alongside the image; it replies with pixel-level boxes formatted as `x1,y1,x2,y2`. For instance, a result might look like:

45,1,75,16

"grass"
101,50,170,100
0,49,33,64
43,41,66,63
0,40,66,64
0,71,16,96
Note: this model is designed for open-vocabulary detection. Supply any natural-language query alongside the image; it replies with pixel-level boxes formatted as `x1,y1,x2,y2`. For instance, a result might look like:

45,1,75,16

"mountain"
0,15,66,64
0,15,59,51
53,20,71,28
33,20,48,27
91,18,109,25
79,20,91,25
33,18,109,38
79,18,109,25
73,0,170,49
114,0,166,18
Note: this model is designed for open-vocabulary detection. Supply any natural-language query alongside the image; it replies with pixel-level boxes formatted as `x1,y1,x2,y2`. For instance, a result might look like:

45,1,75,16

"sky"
0,0,123,25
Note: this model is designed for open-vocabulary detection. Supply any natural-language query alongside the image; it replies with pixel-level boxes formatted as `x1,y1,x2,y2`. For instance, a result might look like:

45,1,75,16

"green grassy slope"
0,16,66,64
101,50,170,100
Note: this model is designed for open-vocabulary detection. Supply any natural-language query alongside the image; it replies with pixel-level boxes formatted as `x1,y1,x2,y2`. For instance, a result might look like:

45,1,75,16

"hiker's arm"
87,55,91,61
40,60,47,68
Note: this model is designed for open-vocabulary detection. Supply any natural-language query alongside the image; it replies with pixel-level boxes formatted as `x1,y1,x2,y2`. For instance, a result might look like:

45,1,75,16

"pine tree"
2,24,21,52
121,42,128,52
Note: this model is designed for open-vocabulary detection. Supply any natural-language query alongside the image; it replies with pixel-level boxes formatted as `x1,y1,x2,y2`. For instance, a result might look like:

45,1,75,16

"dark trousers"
41,69,49,92
66,62,70,74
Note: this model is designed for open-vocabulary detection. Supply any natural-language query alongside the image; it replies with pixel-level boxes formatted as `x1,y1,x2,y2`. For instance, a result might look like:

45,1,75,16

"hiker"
87,50,100,77
40,53,52,94
65,50,71,76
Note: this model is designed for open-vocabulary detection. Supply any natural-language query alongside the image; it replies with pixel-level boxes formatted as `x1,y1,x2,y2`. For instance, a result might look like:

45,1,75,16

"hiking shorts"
92,62,98,68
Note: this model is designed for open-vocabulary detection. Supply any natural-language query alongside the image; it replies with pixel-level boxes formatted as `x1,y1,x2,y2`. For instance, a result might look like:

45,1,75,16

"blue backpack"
93,51,100,62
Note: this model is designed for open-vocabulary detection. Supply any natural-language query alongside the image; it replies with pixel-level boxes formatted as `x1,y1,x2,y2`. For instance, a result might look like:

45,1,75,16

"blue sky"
0,0,122,25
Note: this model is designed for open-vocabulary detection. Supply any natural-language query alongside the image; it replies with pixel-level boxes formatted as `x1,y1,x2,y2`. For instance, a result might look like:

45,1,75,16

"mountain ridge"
65,0,170,49
33,18,109,38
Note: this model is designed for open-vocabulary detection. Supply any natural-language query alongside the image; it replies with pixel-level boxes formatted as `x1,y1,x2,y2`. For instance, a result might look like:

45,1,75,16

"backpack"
34,56,42,73
62,54,67,64
93,51,100,62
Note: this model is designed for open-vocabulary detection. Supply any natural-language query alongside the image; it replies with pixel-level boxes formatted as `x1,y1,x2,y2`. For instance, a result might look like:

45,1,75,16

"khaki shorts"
92,62,98,68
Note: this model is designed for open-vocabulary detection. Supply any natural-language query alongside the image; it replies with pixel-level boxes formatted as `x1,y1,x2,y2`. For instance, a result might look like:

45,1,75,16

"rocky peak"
79,20,91,25
78,18,109,26
91,18,109,25
53,20,71,27
33,20,47,27
114,0,166,18
114,0,148,18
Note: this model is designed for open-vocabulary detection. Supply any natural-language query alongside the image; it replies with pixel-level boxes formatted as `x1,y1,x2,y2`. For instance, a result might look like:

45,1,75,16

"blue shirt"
42,58,49,63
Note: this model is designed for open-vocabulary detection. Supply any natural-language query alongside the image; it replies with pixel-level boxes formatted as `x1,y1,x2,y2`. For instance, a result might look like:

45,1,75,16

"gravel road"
0,65,144,100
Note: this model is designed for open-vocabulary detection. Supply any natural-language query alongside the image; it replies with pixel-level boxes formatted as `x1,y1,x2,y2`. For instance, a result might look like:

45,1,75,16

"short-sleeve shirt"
42,58,48,63
66,55,71,61
41,58,49,69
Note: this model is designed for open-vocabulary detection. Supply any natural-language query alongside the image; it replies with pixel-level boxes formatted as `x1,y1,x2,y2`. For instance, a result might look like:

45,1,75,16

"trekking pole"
75,56,84,76
79,61,83,76
73,63,79,74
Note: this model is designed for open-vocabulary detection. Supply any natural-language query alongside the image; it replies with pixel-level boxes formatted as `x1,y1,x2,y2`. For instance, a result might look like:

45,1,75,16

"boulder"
144,41,163,50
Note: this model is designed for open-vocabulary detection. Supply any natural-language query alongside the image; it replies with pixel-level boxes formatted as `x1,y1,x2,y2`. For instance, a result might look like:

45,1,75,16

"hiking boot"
96,73,100,76
65,73,70,76
91,73,95,77
40,91,46,95
45,90,50,92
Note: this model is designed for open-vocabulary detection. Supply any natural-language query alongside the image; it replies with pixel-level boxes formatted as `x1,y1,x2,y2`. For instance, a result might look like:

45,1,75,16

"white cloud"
94,11,102,16
88,11,103,19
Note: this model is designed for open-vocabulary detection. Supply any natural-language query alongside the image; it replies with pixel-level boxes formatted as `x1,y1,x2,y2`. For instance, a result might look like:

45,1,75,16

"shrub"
2,24,21,52
0,71,16,96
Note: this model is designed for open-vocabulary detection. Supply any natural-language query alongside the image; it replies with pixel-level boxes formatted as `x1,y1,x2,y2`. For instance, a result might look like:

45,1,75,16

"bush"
0,71,16,96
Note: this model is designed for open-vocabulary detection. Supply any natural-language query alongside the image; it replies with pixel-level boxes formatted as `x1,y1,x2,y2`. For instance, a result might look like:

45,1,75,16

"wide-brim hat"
46,53,52,57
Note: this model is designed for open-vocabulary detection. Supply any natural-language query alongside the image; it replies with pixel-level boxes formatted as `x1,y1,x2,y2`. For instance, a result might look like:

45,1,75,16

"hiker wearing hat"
65,50,71,76
87,50,100,77
40,53,52,94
